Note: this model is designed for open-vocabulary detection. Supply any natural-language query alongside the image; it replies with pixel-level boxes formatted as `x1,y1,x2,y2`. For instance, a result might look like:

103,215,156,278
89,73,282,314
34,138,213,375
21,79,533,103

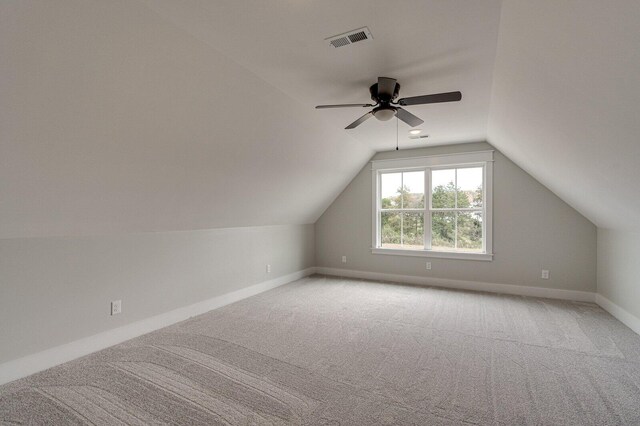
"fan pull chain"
396,115,399,150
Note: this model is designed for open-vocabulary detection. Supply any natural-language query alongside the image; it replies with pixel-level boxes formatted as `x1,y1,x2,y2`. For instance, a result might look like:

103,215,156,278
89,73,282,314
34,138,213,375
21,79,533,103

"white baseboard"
0,267,316,386
595,294,640,336
316,267,596,303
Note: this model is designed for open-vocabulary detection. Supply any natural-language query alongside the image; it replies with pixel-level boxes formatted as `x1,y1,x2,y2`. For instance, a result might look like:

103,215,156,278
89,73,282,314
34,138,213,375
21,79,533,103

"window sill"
371,247,493,261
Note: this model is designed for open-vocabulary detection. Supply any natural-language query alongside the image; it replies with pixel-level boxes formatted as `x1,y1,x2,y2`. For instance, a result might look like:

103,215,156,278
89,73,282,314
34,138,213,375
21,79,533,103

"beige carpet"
2,274,640,425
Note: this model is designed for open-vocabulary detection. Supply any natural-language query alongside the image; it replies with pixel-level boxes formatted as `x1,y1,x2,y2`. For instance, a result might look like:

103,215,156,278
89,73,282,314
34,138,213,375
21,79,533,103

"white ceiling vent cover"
326,27,373,48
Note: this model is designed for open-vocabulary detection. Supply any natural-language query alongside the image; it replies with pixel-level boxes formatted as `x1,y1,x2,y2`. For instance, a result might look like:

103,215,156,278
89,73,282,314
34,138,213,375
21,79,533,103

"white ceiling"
2,0,637,238
488,0,640,231
0,0,373,238
142,0,502,150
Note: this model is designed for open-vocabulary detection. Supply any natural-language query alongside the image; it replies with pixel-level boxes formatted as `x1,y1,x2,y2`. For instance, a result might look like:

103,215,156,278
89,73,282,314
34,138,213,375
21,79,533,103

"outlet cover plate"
111,300,122,315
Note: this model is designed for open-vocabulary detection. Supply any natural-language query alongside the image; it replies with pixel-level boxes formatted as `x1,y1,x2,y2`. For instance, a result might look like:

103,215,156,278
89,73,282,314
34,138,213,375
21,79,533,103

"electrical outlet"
541,270,550,280
111,300,122,315
426,262,432,270
341,255,347,263
266,264,271,273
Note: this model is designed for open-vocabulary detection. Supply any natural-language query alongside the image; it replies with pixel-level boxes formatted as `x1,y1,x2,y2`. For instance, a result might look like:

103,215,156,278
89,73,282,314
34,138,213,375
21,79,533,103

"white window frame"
371,150,493,261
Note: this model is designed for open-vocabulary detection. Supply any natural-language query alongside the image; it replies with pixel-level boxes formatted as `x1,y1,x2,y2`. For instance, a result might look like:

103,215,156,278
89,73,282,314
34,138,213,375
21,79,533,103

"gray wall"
597,230,640,320
316,142,596,292
0,224,314,364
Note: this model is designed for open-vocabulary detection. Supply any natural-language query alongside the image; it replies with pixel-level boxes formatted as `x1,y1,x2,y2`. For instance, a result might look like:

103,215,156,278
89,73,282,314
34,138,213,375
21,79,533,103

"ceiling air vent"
326,27,373,48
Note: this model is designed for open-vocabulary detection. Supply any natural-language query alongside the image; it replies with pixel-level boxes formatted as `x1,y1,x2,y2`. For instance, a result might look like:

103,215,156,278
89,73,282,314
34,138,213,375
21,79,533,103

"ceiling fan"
316,77,462,129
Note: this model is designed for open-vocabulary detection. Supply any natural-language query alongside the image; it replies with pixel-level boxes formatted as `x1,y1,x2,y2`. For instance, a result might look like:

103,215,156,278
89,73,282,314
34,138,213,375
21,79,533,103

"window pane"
457,212,483,252
402,212,424,250
402,171,425,208
457,167,483,208
381,212,401,248
431,169,456,208
381,173,401,209
431,212,455,250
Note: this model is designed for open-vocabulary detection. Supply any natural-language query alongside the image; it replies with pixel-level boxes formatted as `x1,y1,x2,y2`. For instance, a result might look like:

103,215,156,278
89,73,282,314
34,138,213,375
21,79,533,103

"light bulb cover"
372,106,397,121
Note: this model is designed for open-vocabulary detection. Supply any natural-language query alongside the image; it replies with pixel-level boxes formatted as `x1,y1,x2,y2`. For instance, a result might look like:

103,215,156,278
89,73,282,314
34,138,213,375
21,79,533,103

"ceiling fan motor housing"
370,82,400,103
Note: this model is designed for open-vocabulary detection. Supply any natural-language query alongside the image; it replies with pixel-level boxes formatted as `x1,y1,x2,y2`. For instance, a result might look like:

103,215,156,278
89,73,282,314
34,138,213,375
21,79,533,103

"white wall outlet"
426,262,432,270
111,300,122,315
541,269,550,280
341,255,347,263
266,264,271,273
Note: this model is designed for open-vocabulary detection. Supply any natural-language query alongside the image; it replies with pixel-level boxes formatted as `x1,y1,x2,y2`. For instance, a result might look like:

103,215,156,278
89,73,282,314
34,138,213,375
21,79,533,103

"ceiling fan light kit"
316,77,462,130
372,106,396,121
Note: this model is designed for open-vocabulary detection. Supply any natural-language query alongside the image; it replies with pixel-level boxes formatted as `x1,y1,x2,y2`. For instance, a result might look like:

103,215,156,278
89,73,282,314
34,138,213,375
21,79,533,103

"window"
380,171,425,250
372,151,493,261
431,167,483,252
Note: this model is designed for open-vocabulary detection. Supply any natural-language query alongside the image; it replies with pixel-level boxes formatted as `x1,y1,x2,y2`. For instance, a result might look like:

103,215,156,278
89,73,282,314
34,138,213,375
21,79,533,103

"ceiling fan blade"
377,77,397,98
397,91,462,106
345,111,373,129
316,103,373,109
396,107,424,127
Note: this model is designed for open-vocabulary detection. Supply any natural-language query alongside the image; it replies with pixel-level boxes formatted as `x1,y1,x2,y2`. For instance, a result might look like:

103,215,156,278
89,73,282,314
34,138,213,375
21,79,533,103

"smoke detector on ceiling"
326,27,373,48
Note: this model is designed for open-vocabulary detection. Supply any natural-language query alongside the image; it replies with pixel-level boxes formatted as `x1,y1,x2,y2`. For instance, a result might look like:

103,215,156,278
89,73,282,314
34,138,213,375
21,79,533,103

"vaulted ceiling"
1,0,637,238
488,0,640,231
142,0,502,150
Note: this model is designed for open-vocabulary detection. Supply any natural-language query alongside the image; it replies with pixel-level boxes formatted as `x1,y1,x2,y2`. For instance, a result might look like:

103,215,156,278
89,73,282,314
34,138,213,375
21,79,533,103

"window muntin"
373,153,492,260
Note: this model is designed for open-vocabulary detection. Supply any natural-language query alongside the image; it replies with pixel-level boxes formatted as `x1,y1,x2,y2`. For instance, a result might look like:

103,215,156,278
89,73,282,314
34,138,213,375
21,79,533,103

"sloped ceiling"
143,0,502,150
0,0,502,238
488,0,640,231
0,0,373,238
5,0,634,240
